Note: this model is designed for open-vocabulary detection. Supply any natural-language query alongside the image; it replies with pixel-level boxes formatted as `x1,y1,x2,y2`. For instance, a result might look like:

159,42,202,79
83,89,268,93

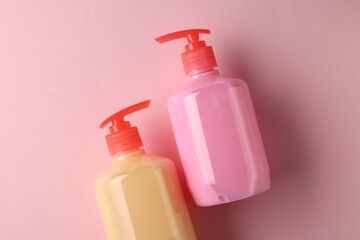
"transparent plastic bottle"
156,29,271,206
94,100,197,240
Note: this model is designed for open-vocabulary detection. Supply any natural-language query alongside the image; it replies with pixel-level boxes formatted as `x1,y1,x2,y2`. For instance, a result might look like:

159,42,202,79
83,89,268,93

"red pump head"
100,100,150,156
155,29,217,75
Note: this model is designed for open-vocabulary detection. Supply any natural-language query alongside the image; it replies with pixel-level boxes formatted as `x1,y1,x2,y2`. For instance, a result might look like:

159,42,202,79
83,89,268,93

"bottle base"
194,183,271,207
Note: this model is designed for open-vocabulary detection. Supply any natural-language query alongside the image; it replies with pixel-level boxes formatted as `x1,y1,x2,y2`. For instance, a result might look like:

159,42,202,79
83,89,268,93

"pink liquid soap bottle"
155,29,271,206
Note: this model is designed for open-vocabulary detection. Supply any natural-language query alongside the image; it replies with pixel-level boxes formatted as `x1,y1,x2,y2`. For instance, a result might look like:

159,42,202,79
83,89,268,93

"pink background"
1,0,360,239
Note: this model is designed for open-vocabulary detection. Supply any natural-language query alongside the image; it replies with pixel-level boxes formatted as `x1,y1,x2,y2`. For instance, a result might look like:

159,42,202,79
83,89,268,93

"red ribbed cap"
181,46,217,75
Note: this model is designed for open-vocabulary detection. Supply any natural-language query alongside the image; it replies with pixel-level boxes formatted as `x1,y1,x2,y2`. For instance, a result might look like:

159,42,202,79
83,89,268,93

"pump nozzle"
155,29,217,75
100,100,151,156
155,29,209,44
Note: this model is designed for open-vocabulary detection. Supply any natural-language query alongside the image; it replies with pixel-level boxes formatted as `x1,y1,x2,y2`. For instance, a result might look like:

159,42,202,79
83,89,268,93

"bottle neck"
185,68,219,81
111,148,145,162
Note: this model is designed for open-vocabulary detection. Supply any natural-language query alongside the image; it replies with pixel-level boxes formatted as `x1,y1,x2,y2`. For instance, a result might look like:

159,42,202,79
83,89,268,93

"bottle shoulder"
94,154,174,184
168,74,247,103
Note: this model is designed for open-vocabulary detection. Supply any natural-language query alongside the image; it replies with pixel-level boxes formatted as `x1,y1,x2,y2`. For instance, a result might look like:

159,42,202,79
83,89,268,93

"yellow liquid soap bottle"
94,100,197,240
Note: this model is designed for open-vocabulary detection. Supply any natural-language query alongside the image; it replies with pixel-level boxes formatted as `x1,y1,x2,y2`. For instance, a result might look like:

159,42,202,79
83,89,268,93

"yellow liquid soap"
94,100,196,240
94,150,197,240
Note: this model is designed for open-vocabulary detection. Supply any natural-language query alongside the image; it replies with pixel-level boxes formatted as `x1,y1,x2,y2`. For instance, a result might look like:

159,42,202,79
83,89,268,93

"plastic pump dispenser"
100,100,148,156
156,29,271,206
155,29,217,75
94,100,196,240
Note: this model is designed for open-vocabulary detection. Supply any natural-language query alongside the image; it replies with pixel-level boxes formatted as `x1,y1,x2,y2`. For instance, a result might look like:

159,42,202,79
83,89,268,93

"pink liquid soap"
156,29,271,206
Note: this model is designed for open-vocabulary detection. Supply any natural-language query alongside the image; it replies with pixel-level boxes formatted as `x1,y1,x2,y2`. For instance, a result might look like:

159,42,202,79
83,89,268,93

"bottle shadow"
183,46,313,240
185,193,243,240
